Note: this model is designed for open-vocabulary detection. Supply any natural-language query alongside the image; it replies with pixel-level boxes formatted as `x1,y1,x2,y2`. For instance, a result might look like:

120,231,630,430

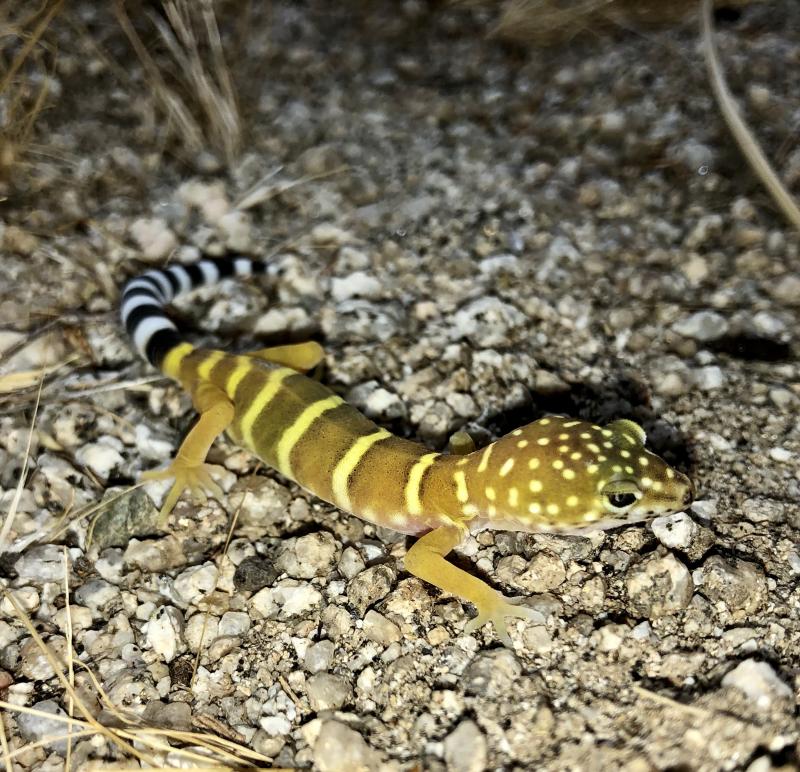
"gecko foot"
463,593,539,647
142,460,226,523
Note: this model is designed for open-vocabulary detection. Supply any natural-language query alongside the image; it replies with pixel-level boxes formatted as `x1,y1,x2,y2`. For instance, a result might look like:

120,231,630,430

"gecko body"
122,255,693,644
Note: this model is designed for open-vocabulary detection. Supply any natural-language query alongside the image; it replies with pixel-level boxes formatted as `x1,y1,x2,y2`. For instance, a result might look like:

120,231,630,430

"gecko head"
486,416,693,531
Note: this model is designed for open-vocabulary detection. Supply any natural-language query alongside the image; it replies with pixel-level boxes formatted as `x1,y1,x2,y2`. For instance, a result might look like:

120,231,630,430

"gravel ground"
1,2,799,770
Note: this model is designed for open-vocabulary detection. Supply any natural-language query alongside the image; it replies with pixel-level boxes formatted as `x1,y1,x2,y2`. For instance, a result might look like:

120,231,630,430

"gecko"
121,254,694,645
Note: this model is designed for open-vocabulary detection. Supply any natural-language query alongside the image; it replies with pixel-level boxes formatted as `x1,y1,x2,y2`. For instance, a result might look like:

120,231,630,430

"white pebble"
130,217,178,261
75,438,125,479
722,659,792,708
651,512,698,550
144,605,185,663
331,271,382,301
173,562,220,605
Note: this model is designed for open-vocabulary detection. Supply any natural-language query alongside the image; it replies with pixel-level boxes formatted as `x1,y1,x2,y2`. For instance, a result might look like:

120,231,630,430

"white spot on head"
559,433,569,440
601,429,613,437
620,450,630,458
546,503,559,516
537,438,550,446
587,464,599,475
540,418,551,426
558,445,569,453
485,486,496,501
552,459,564,470
570,452,582,460
567,495,579,507
508,487,519,507
562,469,575,480
603,442,613,449
666,467,674,478
528,458,540,470
529,503,542,515
564,421,580,427
639,457,649,467
587,443,600,454
580,433,591,440
529,480,543,493
641,477,653,488
517,439,529,449
512,429,523,436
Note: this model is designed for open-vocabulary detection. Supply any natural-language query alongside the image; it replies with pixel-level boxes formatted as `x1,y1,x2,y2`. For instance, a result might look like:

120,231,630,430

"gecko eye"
605,492,637,510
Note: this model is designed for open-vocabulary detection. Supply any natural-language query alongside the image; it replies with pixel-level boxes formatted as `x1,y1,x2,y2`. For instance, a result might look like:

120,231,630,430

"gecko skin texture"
122,254,694,646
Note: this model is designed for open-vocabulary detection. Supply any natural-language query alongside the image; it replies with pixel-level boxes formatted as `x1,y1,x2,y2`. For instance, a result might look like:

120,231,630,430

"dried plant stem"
701,0,800,231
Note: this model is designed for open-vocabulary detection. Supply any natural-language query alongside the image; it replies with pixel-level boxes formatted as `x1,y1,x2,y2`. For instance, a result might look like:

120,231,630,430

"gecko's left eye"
606,492,637,510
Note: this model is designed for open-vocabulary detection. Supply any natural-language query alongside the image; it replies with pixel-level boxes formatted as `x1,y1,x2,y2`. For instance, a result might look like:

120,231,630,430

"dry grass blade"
63,547,76,770
115,0,241,167
0,0,64,183
0,378,43,556
0,699,11,772
701,0,800,231
3,592,284,768
2,590,157,765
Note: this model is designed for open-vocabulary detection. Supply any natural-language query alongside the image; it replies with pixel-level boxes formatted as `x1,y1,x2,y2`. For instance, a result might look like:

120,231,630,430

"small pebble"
721,659,792,708
651,512,698,551
444,719,488,772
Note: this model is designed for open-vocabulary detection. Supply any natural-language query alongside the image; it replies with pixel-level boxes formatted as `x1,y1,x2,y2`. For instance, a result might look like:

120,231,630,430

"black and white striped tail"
121,255,267,367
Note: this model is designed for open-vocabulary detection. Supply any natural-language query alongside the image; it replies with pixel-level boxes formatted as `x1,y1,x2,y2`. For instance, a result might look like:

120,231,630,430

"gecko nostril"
683,485,694,506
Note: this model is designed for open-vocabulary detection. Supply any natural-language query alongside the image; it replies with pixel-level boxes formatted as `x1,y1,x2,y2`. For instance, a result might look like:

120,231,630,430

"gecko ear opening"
606,419,647,445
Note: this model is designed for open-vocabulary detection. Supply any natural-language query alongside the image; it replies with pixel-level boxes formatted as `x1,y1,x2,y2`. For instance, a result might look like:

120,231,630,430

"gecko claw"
142,460,227,523
463,593,538,647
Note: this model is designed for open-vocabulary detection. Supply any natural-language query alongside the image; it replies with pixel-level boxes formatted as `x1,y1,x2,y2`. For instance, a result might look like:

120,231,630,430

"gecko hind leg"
142,381,234,525
248,341,325,374
404,523,539,647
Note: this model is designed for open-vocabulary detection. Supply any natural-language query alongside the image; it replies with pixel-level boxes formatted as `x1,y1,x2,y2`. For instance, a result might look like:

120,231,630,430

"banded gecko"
122,254,694,645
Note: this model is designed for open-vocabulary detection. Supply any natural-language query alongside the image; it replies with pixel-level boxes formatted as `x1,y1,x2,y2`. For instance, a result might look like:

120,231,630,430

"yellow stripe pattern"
239,367,294,448
405,452,439,516
454,470,469,503
225,356,253,398
196,350,225,380
332,429,391,511
276,395,344,477
161,342,194,380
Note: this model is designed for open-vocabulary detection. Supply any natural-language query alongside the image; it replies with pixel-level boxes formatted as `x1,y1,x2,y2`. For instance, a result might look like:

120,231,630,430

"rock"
278,532,339,579
495,551,566,593
450,297,526,347
173,562,220,606
691,365,725,391
347,565,396,615
362,610,401,645
273,582,324,618
337,547,366,580
331,271,383,301
313,721,383,772
651,512,697,551
463,649,522,698
90,488,161,551
130,217,178,261
14,545,70,583
233,555,280,592
305,640,336,673
722,660,792,708
74,579,120,616
306,673,353,711
17,699,69,755
218,611,251,637
625,554,692,618
144,606,185,663
672,311,728,342
141,700,192,731
699,556,767,618
17,636,68,681
75,438,125,479
444,719,488,772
